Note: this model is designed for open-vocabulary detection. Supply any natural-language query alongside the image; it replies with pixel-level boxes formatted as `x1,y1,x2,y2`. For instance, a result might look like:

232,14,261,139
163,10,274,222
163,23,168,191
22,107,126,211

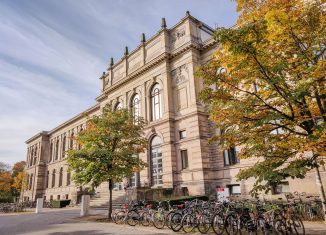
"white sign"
216,187,230,202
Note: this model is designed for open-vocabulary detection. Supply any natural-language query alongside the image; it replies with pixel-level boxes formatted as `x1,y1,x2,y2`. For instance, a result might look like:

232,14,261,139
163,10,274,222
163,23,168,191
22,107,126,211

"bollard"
35,198,44,214
80,195,90,216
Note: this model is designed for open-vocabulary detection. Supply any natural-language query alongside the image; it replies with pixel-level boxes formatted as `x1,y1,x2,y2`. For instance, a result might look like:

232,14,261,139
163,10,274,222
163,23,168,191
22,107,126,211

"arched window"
150,84,162,121
131,94,140,120
150,136,163,185
55,139,59,160
49,142,53,162
67,171,71,186
114,102,122,110
59,167,63,187
52,169,56,188
62,136,66,158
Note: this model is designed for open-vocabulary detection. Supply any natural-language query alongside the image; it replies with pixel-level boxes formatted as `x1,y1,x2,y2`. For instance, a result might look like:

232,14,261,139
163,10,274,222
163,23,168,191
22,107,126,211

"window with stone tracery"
150,84,162,121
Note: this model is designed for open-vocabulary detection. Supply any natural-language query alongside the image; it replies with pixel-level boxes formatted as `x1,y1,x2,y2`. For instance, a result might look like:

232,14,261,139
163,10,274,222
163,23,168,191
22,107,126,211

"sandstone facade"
22,13,326,202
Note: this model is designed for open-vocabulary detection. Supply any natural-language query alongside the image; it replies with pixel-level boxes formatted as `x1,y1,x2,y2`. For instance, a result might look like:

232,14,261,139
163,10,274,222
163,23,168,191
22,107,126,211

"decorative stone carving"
171,27,186,43
171,64,189,85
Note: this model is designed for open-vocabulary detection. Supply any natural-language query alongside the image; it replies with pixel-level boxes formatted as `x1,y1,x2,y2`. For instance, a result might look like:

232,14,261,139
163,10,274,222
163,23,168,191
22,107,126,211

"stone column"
80,195,90,216
35,198,44,214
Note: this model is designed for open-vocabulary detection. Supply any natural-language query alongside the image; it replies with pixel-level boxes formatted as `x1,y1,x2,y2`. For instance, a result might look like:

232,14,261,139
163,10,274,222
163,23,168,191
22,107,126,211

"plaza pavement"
1,207,326,235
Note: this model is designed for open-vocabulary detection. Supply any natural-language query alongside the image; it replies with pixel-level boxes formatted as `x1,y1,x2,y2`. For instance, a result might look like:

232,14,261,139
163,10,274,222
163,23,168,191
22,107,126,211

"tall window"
31,148,34,165
129,154,139,188
33,147,37,165
55,139,59,160
150,136,163,185
67,171,71,186
29,174,33,190
46,171,49,188
223,147,238,166
70,133,74,150
49,143,53,162
52,169,56,188
59,167,63,187
131,94,140,120
62,136,66,158
181,149,189,169
151,84,162,121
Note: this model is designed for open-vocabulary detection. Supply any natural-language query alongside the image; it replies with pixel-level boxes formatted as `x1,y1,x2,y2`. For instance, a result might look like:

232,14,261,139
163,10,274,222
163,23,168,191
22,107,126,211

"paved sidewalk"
1,207,326,234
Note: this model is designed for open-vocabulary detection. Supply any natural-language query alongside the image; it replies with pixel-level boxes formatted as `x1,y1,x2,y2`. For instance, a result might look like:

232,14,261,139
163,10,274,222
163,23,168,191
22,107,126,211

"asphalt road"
0,208,174,235
1,208,326,235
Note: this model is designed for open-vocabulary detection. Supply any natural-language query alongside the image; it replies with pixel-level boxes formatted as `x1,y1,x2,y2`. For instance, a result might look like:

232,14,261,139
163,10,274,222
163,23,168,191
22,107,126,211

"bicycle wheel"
111,211,117,223
290,217,305,235
165,211,174,229
224,214,239,235
182,214,197,233
212,213,225,235
171,212,183,232
115,211,126,224
256,216,272,235
153,211,165,229
140,211,151,226
273,219,287,235
245,219,258,235
198,213,211,234
127,210,139,226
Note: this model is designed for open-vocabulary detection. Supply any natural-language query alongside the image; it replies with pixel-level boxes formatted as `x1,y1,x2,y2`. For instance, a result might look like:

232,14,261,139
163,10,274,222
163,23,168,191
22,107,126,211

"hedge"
51,199,71,208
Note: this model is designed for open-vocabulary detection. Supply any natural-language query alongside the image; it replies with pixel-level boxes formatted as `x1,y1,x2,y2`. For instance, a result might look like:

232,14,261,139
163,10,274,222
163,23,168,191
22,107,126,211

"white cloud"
0,0,237,165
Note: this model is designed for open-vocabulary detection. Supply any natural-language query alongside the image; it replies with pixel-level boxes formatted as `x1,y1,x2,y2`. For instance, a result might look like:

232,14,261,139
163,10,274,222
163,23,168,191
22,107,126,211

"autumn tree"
0,162,12,202
11,161,27,196
198,0,325,215
12,161,26,178
12,171,28,193
67,106,147,220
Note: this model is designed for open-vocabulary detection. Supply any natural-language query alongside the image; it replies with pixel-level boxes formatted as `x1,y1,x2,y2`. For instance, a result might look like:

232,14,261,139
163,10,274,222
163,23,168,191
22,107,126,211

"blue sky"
0,0,238,166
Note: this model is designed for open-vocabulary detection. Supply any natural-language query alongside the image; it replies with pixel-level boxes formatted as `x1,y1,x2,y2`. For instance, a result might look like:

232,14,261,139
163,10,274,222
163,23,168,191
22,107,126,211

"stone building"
22,13,326,203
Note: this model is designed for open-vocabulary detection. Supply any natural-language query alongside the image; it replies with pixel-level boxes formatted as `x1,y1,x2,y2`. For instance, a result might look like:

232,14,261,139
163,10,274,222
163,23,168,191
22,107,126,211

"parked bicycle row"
111,198,309,234
0,200,53,213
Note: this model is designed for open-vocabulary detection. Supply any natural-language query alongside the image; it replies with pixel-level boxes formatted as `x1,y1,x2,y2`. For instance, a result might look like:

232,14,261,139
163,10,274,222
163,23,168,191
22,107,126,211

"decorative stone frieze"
171,64,189,85
171,27,186,43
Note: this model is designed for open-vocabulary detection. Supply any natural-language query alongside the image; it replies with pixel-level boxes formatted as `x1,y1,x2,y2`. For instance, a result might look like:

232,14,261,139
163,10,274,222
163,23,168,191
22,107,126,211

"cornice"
25,131,49,144
98,52,170,99
47,103,100,135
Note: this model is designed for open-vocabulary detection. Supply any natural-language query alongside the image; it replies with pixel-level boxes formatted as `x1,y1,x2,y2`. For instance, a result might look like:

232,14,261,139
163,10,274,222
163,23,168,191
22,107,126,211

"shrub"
51,199,71,208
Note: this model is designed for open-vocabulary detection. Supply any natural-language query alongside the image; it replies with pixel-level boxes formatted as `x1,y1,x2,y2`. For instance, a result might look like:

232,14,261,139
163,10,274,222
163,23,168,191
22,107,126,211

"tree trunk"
315,165,326,222
108,179,113,221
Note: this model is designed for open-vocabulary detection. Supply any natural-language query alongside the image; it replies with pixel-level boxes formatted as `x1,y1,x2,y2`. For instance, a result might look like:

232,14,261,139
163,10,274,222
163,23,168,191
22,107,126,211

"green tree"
67,106,147,220
198,0,325,215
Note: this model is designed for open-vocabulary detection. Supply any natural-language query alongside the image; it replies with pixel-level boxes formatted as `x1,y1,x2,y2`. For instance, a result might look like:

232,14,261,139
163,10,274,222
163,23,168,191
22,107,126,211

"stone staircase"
90,190,126,210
